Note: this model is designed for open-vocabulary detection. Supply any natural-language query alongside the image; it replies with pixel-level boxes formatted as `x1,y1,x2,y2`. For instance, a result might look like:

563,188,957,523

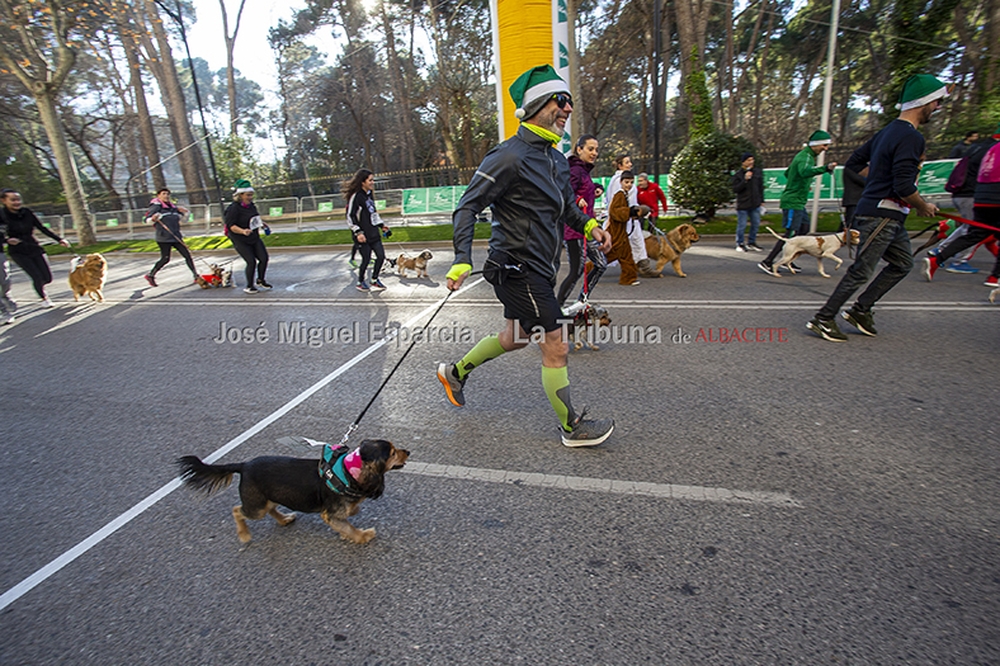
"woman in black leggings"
224,179,271,294
0,189,71,307
144,187,198,287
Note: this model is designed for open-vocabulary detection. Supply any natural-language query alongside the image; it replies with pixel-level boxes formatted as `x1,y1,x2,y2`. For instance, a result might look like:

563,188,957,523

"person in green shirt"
758,130,838,274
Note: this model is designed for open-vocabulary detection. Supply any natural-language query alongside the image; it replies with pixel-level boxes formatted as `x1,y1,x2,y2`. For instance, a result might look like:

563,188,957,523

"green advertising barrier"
105,218,118,227
916,159,957,195
318,202,334,213
402,186,467,215
375,199,387,210
269,206,284,217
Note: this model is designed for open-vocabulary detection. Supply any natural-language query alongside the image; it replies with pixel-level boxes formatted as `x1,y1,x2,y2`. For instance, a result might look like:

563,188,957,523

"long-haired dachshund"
178,439,409,544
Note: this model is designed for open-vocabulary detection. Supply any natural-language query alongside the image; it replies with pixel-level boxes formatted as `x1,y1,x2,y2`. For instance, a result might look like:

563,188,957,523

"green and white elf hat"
896,74,949,111
233,179,254,194
807,130,833,147
509,64,570,120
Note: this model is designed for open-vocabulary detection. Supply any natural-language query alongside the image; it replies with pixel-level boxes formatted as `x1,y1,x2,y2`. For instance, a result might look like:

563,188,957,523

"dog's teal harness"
318,443,364,499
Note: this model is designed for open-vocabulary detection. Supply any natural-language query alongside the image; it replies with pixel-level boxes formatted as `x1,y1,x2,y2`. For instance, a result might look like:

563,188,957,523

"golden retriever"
644,224,701,277
68,253,108,302
397,250,433,278
764,226,861,278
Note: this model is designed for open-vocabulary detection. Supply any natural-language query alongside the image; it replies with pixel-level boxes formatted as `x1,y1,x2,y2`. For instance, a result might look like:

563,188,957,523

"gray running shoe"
807,316,847,342
437,362,466,406
842,307,877,337
561,410,615,447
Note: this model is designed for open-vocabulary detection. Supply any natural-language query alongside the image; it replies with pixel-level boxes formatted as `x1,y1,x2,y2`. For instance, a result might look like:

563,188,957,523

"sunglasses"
552,93,573,110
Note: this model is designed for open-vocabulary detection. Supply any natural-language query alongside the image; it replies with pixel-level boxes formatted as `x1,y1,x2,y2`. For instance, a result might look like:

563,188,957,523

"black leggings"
557,239,585,305
231,237,269,287
10,251,52,298
358,239,385,283
151,242,197,277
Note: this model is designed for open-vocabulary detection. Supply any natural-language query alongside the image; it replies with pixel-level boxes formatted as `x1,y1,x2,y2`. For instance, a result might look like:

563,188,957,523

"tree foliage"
670,131,757,219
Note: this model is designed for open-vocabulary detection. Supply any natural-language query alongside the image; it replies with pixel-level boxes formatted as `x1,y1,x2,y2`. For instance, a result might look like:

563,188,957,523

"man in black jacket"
438,64,614,448
731,151,764,252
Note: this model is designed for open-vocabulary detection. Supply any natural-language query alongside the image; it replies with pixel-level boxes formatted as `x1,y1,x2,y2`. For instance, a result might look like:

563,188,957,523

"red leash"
937,211,1000,234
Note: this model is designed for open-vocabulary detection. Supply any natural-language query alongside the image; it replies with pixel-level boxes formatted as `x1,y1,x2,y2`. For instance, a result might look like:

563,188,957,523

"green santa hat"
896,74,949,111
509,64,570,120
233,179,254,194
807,130,833,147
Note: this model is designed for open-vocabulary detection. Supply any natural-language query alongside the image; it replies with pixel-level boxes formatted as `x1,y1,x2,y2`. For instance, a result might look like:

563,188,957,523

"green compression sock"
456,334,506,379
542,365,575,431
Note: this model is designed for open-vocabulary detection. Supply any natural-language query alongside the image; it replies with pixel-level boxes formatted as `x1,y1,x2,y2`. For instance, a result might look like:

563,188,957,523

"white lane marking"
22,298,997,311
401,462,802,508
0,279,485,613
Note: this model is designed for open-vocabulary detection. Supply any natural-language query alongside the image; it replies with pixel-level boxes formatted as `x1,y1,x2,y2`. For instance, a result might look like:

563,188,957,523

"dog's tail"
764,226,785,241
177,456,242,496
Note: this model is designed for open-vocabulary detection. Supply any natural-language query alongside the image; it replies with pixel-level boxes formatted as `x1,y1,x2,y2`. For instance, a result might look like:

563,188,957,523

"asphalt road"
1,237,998,665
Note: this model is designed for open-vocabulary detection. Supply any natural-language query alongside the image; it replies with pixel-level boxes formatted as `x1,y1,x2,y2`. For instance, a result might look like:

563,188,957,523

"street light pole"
809,0,842,233
653,0,662,183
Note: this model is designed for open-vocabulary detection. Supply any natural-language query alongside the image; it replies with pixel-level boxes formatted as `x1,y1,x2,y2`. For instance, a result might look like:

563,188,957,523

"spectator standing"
344,169,389,292
949,130,979,158
437,64,614,447
636,173,668,221
758,130,838,274
808,74,947,341
730,152,764,252
143,187,199,287
224,179,272,294
0,188,71,307
558,134,607,306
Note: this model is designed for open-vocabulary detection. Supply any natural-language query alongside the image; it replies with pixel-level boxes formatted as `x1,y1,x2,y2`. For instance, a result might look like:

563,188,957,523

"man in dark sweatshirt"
807,74,947,342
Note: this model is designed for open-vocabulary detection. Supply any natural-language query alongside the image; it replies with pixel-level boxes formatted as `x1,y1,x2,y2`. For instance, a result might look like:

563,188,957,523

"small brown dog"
68,253,108,302
644,224,701,277
567,303,612,351
397,250,433,278
178,438,409,545
198,264,233,288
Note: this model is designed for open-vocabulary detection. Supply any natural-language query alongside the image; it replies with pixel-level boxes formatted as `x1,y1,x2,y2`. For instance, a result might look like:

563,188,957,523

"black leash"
336,271,482,446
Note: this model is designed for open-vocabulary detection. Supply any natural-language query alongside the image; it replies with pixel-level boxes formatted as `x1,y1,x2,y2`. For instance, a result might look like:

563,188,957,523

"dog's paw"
237,530,252,544
588,343,600,351
573,341,583,352
344,528,376,544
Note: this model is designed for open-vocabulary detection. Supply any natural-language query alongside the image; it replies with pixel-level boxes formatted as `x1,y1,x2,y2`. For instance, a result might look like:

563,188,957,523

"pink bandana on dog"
343,447,363,480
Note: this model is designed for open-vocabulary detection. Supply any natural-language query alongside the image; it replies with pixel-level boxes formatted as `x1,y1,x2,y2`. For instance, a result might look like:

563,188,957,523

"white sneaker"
736,244,747,252
2,314,14,325
41,298,55,308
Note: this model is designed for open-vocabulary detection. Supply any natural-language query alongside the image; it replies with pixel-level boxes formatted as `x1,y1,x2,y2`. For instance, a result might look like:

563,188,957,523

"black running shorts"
492,269,564,335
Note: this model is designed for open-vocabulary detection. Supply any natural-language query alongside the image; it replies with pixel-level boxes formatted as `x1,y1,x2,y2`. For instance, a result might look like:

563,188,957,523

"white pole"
810,0,842,233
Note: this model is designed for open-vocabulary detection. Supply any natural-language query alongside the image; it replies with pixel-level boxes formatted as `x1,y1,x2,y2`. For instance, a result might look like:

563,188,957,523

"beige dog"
397,250,433,278
68,253,108,302
644,224,701,277
990,287,999,304
764,226,861,278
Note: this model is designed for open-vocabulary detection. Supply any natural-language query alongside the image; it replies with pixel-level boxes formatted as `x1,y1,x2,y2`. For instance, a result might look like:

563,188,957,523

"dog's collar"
318,444,365,498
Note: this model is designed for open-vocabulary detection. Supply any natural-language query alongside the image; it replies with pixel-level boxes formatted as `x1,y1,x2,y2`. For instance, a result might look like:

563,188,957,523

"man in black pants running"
807,74,947,342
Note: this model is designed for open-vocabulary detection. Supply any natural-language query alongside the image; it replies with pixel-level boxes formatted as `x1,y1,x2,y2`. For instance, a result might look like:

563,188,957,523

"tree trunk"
35,91,97,245
125,42,166,192
219,0,248,137
144,0,209,203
